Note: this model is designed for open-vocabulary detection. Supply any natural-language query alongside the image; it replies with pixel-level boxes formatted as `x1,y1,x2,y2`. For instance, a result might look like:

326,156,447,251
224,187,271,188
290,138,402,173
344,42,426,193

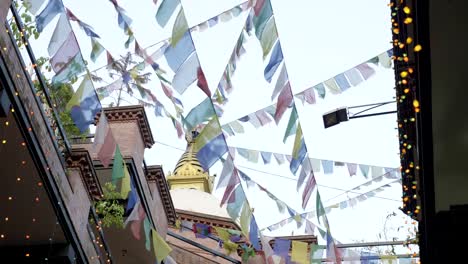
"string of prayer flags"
192,223,212,238
66,8,100,38
66,75,102,132
90,38,105,62
152,229,172,263
194,117,228,170
295,49,392,104
108,0,134,48
35,0,64,33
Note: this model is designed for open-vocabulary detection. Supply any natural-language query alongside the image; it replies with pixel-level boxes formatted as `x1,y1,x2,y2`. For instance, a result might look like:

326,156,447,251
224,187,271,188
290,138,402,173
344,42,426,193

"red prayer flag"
302,174,316,208
254,0,266,16
130,204,146,240
97,129,117,168
274,82,293,124
197,67,211,97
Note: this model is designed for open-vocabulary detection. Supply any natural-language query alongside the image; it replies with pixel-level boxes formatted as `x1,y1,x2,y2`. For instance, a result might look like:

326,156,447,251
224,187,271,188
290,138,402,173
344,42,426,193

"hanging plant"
95,183,125,228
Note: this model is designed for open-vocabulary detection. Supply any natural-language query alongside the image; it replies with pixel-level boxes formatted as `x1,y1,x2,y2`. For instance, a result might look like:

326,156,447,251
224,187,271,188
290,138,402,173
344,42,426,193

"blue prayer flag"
36,0,64,32
264,41,284,82
67,76,101,133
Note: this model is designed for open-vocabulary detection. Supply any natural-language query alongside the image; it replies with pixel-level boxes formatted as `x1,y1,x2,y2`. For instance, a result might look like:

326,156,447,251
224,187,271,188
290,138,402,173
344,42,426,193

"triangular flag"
152,229,172,263
111,145,124,184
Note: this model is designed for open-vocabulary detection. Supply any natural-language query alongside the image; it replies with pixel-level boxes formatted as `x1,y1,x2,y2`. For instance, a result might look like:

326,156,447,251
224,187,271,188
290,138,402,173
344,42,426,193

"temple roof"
170,188,231,219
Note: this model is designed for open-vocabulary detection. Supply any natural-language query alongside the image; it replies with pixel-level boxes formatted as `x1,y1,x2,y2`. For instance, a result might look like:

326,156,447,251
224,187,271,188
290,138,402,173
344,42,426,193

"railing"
88,207,114,264
8,4,72,157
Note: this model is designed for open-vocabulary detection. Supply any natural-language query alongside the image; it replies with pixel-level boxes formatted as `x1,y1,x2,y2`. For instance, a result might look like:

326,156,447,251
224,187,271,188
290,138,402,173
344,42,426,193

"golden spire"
167,131,214,193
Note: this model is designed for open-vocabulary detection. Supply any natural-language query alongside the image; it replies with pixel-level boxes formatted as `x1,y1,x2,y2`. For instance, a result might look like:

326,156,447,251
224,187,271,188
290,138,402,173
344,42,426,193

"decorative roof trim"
96,105,154,148
66,148,103,201
146,165,177,225
176,209,240,230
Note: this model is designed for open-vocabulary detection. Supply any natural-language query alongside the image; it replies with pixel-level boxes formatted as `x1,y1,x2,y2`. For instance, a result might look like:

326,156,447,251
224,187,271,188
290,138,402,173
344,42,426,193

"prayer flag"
52,54,86,84
347,163,357,176
36,0,63,32
302,173,316,208
164,32,195,72
172,51,200,94
48,13,71,56
217,155,235,189
273,153,285,165
290,139,307,175
96,119,117,168
334,73,351,92
344,68,363,86
255,110,271,126
253,0,273,40
130,203,146,240
264,41,284,82
261,151,272,164
226,185,245,219
310,244,326,264
316,192,325,224
66,75,101,132
193,223,211,238
111,145,124,184
371,166,383,178
274,82,292,124
322,160,334,174
303,87,316,104
90,38,105,62
283,105,298,143
324,78,341,95
249,216,261,250
297,157,311,190
152,229,172,263
356,63,375,80
194,117,228,170
156,0,180,27
240,202,251,237
124,200,141,227
260,18,278,58
50,32,79,73
314,83,326,99
197,67,211,97
220,169,239,205
359,164,370,178
120,165,131,199
183,98,215,132
291,241,308,264
144,217,152,251
24,0,46,14
171,9,188,47
274,238,291,262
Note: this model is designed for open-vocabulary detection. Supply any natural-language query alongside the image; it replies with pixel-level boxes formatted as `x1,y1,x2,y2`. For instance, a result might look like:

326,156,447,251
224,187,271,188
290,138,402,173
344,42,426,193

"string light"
391,0,421,224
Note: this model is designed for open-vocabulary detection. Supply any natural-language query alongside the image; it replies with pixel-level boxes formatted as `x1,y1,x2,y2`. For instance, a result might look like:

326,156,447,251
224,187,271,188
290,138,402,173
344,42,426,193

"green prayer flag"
316,192,325,225
260,18,278,58
171,8,188,47
111,145,124,185
283,106,298,143
230,120,244,134
90,38,105,62
324,78,341,95
310,244,326,264
144,217,152,251
183,98,215,132
240,202,251,237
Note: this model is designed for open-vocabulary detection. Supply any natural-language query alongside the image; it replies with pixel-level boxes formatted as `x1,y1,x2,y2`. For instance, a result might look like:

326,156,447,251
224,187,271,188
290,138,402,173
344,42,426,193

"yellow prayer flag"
291,241,308,264
213,226,230,241
120,165,131,199
381,255,398,264
152,229,172,263
240,202,251,237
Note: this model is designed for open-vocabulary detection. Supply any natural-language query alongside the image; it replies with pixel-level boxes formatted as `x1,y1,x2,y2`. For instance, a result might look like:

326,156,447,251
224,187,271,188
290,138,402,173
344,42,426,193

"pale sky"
26,0,418,259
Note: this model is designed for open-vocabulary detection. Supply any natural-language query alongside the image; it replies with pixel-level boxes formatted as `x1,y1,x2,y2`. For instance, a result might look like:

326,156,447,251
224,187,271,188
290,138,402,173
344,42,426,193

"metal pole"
336,239,416,248
166,231,241,264
348,110,397,119
347,101,395,109
317,253,419,262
